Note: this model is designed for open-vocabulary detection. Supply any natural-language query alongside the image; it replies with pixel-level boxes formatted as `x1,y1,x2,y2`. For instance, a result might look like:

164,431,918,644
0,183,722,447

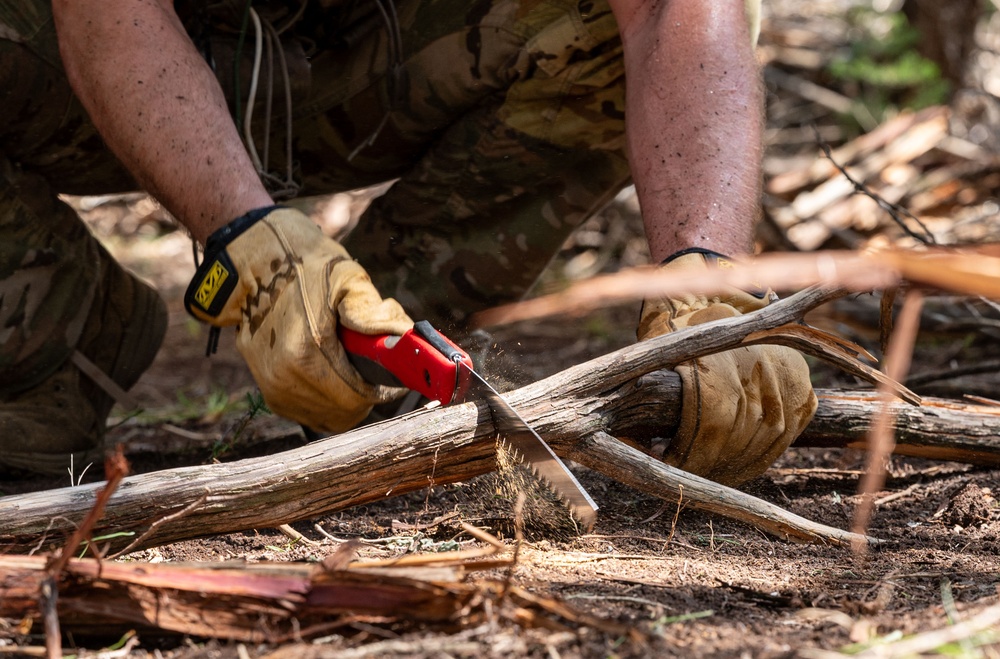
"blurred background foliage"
829,8,950,122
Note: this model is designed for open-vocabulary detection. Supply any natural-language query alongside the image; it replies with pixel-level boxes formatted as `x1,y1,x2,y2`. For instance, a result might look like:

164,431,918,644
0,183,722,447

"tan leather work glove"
185,206,413,434
637,249,817,487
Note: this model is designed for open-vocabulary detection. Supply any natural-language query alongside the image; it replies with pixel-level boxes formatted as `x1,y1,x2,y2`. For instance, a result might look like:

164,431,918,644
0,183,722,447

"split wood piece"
906,160,1000,214
785,110,948,222
0,540,634,643
0,287,873,553
764,108,958,251
789,173,915,251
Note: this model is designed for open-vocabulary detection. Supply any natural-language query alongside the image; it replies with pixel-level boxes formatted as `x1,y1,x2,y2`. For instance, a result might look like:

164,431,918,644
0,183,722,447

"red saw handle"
338,320,473,405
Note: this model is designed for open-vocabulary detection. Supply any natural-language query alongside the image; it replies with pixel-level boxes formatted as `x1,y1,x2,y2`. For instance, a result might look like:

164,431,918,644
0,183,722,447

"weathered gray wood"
623,372,1000,462
568,431,875,546
0,287,954,553
796,390,1000,463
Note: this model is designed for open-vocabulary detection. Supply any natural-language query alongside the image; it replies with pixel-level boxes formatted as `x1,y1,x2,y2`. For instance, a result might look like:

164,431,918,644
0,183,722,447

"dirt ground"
3,2,1000,657
3,191,997,658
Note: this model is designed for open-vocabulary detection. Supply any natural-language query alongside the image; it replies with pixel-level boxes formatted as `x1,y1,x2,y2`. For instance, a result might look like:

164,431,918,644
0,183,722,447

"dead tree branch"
2,287,995,554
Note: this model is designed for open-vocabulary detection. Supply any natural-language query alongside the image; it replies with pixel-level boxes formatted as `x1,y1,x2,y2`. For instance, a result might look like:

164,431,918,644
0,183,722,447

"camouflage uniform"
2,0,630,340
0,0,756,465
296,0,632,328
0,5,167,471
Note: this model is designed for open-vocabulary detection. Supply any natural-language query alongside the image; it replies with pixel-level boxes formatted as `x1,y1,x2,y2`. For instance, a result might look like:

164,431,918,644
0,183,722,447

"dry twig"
851,291,925,555
472,247,1000,328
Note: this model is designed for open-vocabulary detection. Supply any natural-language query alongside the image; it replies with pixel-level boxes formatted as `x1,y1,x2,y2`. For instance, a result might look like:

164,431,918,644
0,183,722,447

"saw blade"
462,365,598,529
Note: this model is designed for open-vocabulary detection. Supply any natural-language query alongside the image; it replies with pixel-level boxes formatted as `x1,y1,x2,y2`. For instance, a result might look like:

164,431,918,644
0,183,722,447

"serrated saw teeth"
473,366,598,531
497,435,595,529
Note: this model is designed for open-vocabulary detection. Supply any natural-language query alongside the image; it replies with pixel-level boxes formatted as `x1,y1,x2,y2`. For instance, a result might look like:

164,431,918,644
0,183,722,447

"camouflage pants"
0,161,103,394
297,0,631,329
0,0,631,385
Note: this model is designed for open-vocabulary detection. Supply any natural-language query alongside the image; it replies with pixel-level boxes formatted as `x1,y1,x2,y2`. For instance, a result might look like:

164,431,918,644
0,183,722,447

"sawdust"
455,440,582,542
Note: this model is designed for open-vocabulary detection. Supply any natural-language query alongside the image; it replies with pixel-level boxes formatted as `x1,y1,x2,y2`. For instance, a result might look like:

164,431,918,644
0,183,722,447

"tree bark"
1,287,995,555
797,389,1000,463
0,538,632,643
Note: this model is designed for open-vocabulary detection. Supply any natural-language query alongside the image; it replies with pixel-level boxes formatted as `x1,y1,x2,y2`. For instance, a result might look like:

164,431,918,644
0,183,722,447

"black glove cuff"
203,205,284,257
184,205,283,320
662,247,768,300
661,247,732,267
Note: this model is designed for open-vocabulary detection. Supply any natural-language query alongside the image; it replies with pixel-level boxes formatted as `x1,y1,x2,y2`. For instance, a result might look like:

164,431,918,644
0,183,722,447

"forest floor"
3,1,1000,657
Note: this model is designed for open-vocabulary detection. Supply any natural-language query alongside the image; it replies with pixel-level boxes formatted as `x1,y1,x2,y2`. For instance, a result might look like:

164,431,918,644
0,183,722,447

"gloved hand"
637,249,817,487
185,206,413,434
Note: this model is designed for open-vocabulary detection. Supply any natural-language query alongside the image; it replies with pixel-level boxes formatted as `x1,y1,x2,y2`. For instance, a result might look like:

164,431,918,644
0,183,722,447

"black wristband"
184,205,283,320
203,205,283,258
661,247,731,267
662,247,768,300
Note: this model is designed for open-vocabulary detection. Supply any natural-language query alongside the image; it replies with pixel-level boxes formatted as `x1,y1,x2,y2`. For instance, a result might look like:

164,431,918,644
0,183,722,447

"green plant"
828,9,949,127
653,610,714,627
265,539,301,553
188,387,232,420
209,390,271,460
78,531,136,558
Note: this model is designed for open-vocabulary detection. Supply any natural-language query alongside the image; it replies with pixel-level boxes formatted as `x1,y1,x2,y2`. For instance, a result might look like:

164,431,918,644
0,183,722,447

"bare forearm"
52,0,272,243
613,0,764,261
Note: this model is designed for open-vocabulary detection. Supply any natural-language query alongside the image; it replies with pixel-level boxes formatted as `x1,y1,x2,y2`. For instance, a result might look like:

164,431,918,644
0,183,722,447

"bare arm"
52,0,273,244
608,0,764,261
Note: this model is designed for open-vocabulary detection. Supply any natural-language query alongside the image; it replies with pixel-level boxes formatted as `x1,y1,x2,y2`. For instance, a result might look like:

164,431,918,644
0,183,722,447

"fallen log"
0,287,991,555
797,390,1000,464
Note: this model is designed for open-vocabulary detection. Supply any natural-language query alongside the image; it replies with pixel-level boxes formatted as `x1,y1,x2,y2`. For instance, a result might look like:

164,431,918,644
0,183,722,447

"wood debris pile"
0,524,634,646
757,2,1000,253
764,105,1000,251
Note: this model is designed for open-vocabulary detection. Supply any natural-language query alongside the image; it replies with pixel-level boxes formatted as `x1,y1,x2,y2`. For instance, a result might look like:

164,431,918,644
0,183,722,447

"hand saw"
339,321,598,528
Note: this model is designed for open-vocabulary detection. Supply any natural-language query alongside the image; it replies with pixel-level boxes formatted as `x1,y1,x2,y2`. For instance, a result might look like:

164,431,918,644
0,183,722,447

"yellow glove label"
185,251,239,320
194,260,230,310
